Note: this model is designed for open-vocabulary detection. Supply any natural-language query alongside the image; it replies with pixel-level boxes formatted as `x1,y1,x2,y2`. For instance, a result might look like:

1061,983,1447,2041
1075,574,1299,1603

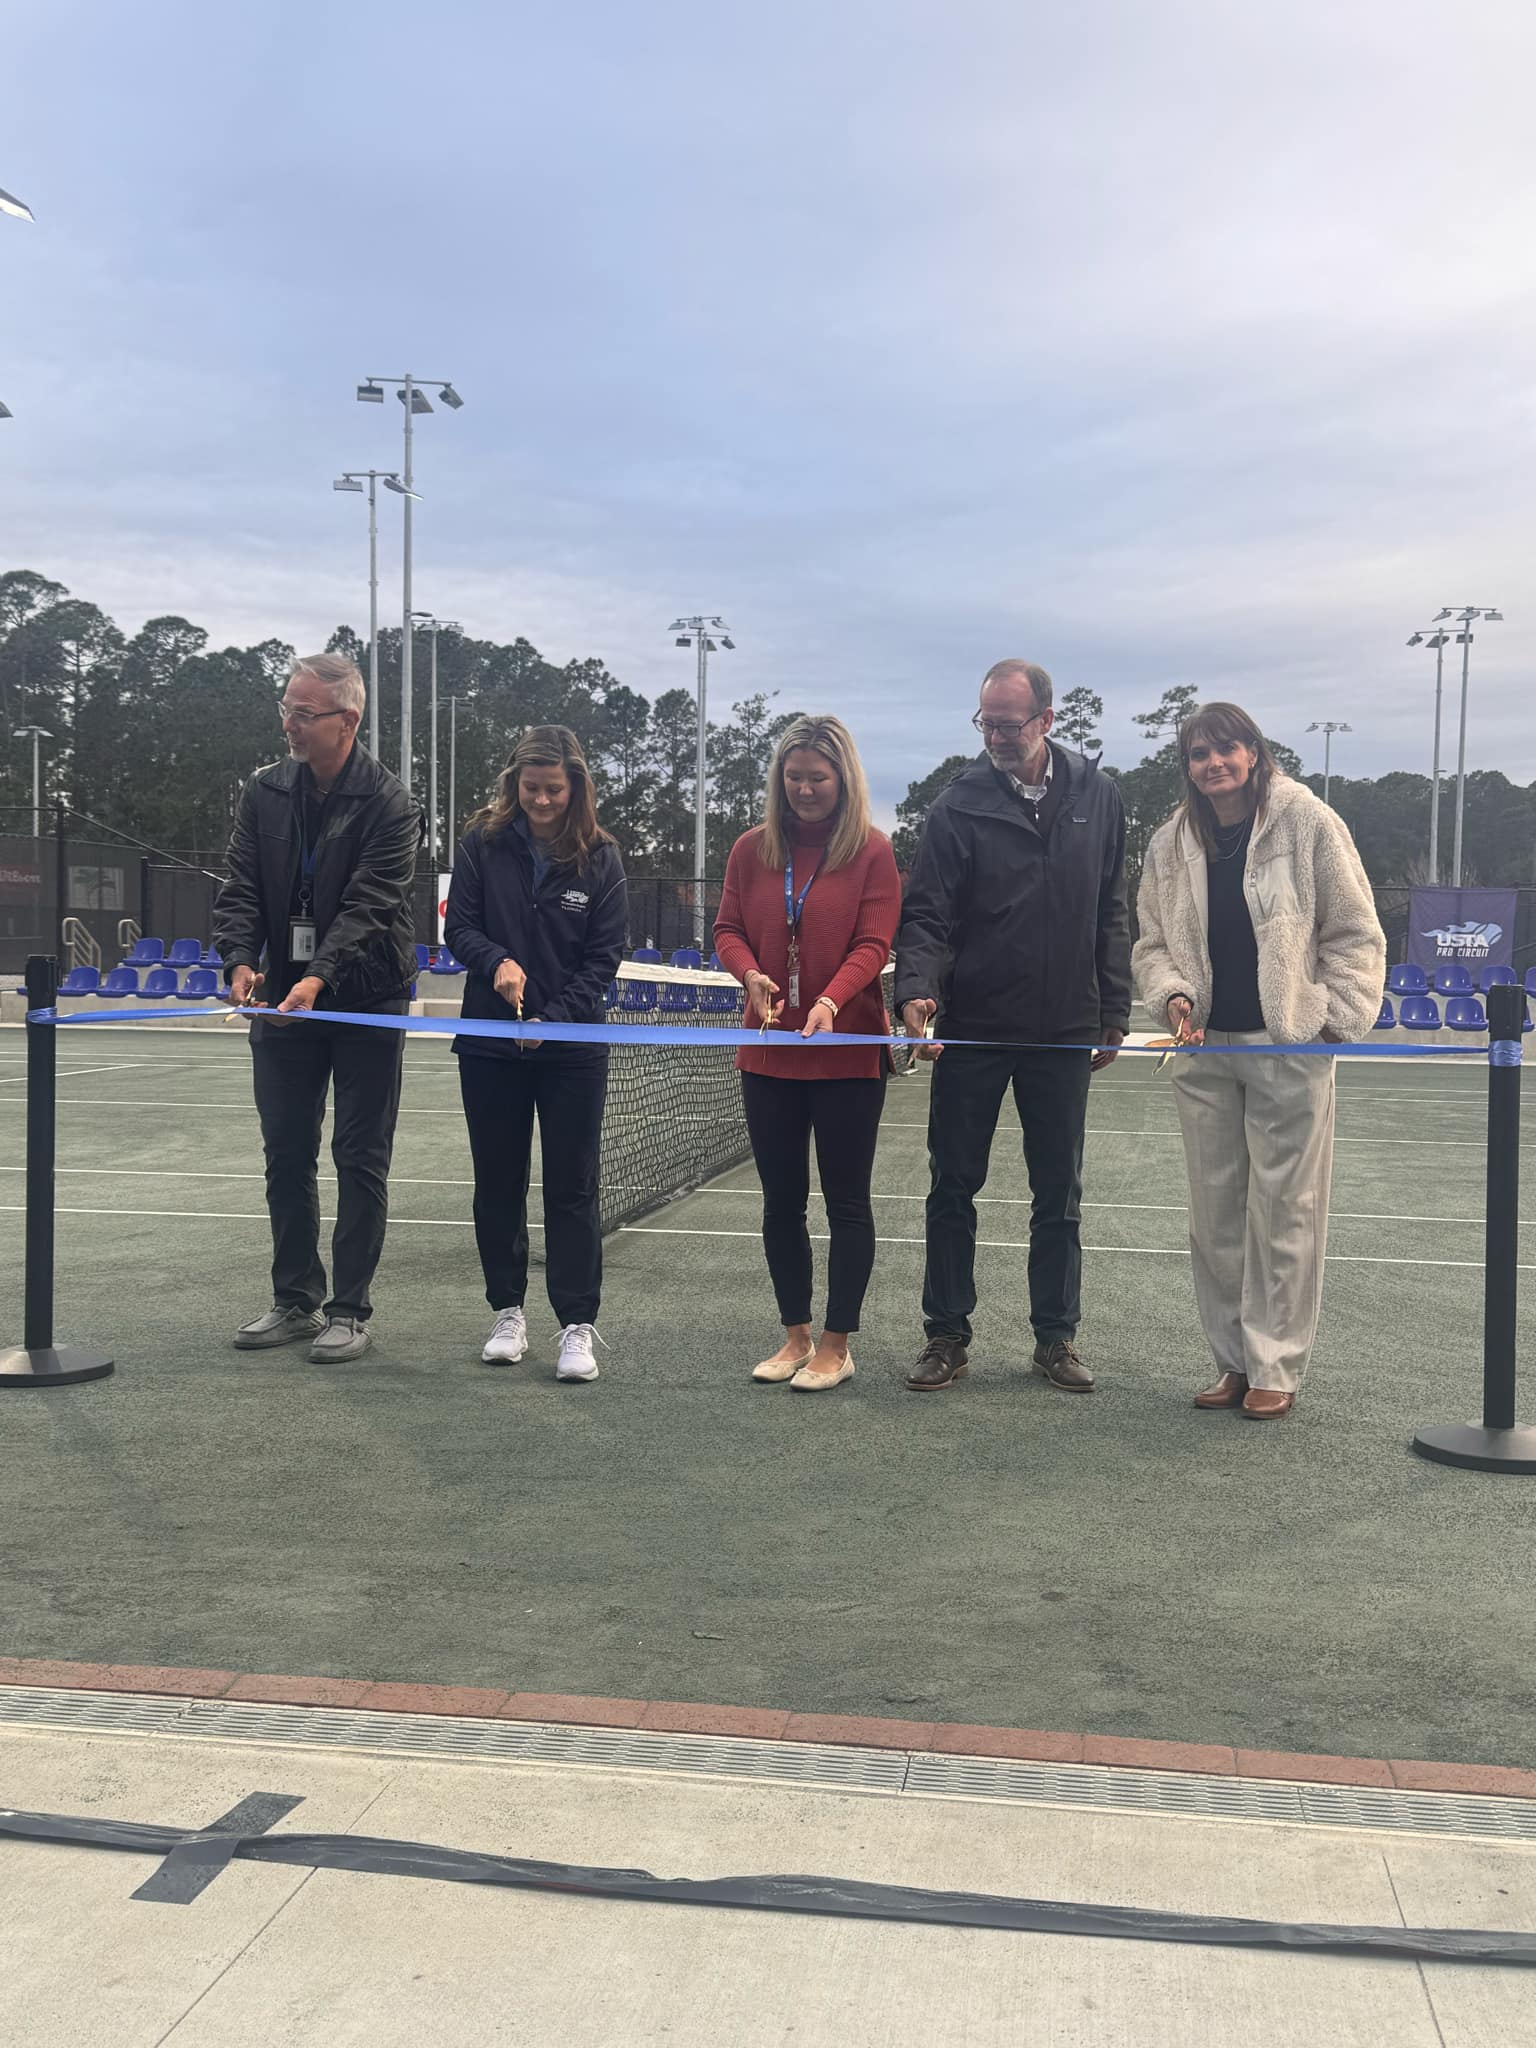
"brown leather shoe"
1034,1337,1095,1391
906,1336,969,1390
1241,1388,1295,1420
1194,1370,1249,1409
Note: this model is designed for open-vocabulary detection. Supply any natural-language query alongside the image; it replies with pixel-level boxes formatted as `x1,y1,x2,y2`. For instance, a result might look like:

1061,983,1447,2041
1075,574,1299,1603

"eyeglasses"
278,702,347,727
972,712,1042,740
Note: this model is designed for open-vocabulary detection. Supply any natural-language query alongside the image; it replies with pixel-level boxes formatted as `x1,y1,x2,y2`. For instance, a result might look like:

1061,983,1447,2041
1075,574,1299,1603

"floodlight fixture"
399,386,433,414
357,380,384,403
333,476,365,493
675,635,690,647
721,636,735,650
438,383,464,410
382,475,422,498
0,401,11,420
0,185,34,222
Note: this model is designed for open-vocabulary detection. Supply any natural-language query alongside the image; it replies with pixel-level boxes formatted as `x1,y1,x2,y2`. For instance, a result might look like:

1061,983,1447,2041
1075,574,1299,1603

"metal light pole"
1407,628,1453,882
14,725,51,839
1305,720,1351,808
448,693,459,857
668,615,735,948
1423,606,1505,888
356,374,464,792
410,614,460,870
335,470,413,760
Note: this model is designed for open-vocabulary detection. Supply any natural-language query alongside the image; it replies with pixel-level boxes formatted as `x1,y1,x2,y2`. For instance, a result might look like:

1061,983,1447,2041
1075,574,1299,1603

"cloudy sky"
3,0,1532,817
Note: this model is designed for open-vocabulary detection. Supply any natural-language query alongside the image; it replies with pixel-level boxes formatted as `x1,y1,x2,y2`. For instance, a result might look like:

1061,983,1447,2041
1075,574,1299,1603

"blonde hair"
291,652,365,720
465,725,613,869
759,715,872,871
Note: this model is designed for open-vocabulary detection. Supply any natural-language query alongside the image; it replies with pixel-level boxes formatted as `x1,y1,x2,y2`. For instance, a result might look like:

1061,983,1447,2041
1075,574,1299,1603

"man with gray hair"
895,657,1131,1394
214,653,421,1362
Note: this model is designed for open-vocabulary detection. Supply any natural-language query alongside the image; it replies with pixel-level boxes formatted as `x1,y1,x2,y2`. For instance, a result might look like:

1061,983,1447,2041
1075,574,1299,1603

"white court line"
875,1122,1491,1149
0,1062,153,1084
0,1205,1517,1271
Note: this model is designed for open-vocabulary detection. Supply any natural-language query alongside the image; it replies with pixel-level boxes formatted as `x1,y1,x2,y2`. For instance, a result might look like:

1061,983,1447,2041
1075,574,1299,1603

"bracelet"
814,996,838,1018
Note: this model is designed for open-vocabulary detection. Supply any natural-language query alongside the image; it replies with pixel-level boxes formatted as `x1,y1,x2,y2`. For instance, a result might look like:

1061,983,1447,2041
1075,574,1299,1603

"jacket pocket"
1247,854,1300,924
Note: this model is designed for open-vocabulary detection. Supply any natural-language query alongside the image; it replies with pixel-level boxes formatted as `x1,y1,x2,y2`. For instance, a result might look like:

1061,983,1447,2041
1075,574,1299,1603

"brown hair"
1175,701,1282,856
467,725,613,869
759,714,873,872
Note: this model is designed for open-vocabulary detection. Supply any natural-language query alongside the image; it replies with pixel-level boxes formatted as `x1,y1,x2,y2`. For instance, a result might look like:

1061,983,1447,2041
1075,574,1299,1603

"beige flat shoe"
790,1354,855,1392
753,1345,816,1383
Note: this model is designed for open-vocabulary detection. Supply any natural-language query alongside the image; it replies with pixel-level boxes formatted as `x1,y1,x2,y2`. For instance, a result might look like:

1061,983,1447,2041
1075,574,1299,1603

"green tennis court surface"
2,1025,1533,1767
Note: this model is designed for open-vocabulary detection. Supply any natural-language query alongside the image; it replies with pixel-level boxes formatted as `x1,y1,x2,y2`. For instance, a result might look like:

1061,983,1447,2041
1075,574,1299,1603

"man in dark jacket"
895,659,1131,1393
214,653,421,1363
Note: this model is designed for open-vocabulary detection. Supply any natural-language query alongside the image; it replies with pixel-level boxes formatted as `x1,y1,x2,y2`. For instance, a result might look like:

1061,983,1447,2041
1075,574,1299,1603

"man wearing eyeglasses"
895,659,1131,1394
214,653,421,1364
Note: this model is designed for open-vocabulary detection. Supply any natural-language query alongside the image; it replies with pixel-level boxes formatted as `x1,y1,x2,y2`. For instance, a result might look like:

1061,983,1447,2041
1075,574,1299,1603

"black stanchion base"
1413,1423,1536,1473
0,1345,115,1388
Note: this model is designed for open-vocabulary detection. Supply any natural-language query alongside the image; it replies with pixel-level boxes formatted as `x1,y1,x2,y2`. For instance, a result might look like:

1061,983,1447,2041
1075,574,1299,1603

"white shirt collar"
1008,751,1053,803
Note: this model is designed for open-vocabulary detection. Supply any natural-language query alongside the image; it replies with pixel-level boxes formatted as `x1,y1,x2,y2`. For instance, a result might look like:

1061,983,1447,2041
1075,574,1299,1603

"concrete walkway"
6,1718,1535,2046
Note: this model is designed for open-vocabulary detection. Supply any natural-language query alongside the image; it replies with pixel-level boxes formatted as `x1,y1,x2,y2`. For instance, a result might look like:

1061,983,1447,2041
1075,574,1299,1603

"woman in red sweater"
714,715,902,1392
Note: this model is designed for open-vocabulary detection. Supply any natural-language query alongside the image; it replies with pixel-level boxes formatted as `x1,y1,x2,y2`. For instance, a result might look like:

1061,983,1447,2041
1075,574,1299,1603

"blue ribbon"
24,1004,1492,1056
1491,1040,1523,1067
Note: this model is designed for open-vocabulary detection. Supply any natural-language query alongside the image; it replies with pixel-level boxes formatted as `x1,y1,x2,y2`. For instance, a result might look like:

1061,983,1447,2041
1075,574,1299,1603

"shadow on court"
1,1027,1534,1766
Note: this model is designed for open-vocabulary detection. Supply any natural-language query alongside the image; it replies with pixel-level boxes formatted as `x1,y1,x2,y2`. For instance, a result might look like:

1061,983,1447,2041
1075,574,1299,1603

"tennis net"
596,960,901,1234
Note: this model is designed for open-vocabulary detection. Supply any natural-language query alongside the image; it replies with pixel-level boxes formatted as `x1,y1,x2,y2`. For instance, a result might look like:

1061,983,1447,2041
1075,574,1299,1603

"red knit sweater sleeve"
712,831,763,984
819,833,902,1012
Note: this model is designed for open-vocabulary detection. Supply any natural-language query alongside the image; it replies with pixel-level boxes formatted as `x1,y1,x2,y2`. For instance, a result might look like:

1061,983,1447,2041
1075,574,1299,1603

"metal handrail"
117,918,141,952
61,918,101,973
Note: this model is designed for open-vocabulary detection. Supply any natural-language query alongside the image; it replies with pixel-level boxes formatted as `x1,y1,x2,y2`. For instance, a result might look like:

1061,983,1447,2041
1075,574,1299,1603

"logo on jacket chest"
558,886,590,914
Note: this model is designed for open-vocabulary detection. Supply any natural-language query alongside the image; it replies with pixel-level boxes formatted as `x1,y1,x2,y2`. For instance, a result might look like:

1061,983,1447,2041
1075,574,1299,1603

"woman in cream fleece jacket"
1133,702,1385,1418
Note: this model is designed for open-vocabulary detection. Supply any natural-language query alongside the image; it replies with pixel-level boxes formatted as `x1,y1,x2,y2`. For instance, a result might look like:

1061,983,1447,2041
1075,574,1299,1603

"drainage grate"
5,1686,1536,1846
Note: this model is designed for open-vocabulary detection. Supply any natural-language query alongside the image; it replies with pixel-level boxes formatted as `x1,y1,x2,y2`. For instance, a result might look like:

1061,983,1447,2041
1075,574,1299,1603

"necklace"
1210,815,1251,864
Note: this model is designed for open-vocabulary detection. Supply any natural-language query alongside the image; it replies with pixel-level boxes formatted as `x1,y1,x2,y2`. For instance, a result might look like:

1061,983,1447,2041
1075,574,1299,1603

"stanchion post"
1413,980,1535,1471
0,954,115,1388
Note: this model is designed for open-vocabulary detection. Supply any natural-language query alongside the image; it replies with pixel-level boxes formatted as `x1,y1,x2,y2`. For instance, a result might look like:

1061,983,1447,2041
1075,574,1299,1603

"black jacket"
444,823,627,1060
213,746,421,1009
894,744,1132,1044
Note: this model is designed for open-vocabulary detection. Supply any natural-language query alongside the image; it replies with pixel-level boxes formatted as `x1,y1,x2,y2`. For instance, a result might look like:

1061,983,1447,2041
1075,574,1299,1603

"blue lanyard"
784,851,823,931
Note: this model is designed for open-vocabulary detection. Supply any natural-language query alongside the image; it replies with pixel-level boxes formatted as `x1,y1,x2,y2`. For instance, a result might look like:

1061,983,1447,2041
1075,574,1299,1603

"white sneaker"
482,1307,528,1365
556,1322,606,1382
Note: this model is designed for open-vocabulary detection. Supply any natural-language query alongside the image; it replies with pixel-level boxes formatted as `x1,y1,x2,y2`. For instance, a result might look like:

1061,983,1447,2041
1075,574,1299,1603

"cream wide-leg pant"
1171,1031,1337,1393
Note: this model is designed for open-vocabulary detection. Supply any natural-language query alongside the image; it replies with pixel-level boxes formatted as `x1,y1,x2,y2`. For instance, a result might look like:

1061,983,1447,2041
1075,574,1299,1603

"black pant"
249,1012,406,1322
923,1047,1092,1347
457,1050,608,1325
740,1072,887,1334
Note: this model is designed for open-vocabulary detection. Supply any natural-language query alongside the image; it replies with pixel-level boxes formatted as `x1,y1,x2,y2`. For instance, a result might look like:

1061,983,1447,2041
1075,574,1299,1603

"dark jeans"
740,1071,887,1334
249,1011,406,1322
923,1046,1092,1348
457,1049,608,1325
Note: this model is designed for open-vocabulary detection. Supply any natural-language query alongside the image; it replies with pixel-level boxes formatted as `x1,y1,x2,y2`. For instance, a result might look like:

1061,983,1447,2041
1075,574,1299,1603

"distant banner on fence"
436,871,452,948
1407,888,1516,971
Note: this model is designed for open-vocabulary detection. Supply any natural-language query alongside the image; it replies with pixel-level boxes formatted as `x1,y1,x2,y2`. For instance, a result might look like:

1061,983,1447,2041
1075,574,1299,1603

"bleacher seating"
176,968,219,1000
99,967,140,997
428,951,465,975
1372,998,1395,1031
58,966,100,996
1445,995,1487,1033
201,947,223,969
1387,964,1426,995
167,938,202,967
669,948,704,970
1435,964,1474,997
632,947,662,964
124,938,163,967
709,952,723,972
699,984,740,1014
604,981,621,1006
660,982,698,1013
1398,994,1441,1031
620,980,658,1010
415,943,432,971
142,967,180,999
1481,964,1517,992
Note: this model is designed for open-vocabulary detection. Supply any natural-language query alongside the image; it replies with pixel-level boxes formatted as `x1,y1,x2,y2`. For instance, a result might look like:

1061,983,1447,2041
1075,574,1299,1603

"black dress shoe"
906,1336,969,1390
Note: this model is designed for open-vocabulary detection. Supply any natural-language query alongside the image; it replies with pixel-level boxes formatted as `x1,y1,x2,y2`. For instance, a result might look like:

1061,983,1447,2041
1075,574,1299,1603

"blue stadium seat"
201,946,223,969
709,952,723,972
58,966,100,996
429,951,464,974
620,980,658,1010
1387,964,1426,995
1526,968,1536,998
670,948,703,970
125,938,163,967
1481,963,1518,992
1398,994,1441,1031
1372,998,1396,1031
99,967,140,998
660,983,698,1013
1435,964,1474,997
414,943,432,971
142,966,180,999
1445,996,1487,1032
632,947,662,964
176,967,219,1000
167,938,202,967
604,981,620,1006
700,984,740,1014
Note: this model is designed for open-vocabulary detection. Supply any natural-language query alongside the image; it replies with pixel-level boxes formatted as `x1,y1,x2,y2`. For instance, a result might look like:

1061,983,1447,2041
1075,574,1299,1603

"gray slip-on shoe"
234,1305,326,1351
308,1317,373,1364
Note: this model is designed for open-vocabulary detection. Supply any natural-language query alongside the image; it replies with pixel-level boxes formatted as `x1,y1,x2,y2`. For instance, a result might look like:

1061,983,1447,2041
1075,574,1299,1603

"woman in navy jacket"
445,726,626,1382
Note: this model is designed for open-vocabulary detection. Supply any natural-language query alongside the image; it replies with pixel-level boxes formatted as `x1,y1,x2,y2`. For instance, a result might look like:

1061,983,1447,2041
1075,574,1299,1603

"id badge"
288,918,317,963
788,970,801,1008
